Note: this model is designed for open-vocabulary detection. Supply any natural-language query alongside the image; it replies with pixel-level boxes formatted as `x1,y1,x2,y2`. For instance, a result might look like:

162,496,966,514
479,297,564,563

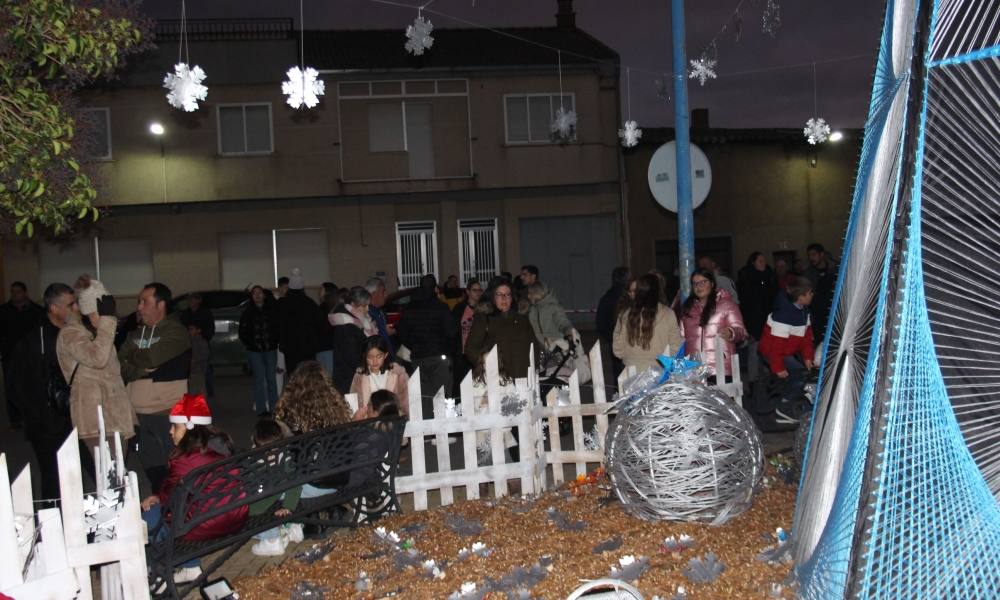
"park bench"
146,415,406,599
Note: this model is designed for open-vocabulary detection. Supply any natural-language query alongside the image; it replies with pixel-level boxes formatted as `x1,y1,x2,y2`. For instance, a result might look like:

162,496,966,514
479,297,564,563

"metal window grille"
458,218,499,286
395,221,438,289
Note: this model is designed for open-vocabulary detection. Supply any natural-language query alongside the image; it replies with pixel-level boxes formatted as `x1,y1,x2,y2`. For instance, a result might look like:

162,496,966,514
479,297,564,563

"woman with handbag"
57,276,136,459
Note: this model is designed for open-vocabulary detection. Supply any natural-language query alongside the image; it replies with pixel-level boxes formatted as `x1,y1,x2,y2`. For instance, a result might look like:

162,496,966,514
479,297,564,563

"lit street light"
149,122,165,136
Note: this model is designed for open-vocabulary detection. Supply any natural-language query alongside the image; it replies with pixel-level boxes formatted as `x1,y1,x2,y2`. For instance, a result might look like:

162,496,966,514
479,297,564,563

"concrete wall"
624,134,859,276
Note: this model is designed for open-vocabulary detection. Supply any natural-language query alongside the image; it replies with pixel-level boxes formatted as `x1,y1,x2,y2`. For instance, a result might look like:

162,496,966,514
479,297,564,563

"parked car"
170,290,272,369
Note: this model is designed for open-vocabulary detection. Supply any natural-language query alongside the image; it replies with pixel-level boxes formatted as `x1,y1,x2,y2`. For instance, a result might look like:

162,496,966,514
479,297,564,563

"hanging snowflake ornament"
804,117,832,144
282,66,325,109
762,0,782,37
405,15,435,56
618,120,642,148
163,62,208,112
551,106,577,142
688,56,717,87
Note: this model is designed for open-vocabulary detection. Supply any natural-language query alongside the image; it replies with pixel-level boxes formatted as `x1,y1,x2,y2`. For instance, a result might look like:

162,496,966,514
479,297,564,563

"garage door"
519,214,618,310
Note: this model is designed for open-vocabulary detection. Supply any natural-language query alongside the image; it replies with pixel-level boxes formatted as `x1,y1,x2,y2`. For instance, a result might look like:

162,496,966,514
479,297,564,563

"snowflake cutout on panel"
803,117,831,144
618,120,642,148
163,62,207,112
283,66,325,109
405,15,434,56
551,107,577,142
688,57,717,87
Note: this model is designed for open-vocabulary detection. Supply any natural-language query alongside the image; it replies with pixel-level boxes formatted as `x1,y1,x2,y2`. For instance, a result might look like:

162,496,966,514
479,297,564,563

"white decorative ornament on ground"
282,66,325,109
804,117,831,145
551,107,577,141
688,57,717,86
618,120,642,148
405,15,435,56
163,62,208,112
605,381,763,524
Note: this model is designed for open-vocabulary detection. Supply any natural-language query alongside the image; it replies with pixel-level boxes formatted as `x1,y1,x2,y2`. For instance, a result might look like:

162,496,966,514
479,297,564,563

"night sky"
140,0,887,129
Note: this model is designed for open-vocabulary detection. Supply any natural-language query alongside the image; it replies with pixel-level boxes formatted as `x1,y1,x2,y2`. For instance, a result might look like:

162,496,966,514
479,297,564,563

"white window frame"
81,107,112,160
216,102,274,156
458,218,500,286
395,221,439,289
503,93,577,145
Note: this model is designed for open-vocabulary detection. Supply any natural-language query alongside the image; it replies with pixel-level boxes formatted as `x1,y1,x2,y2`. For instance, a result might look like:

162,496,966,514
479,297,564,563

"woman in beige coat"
56,277,136,455
350,335,409,419
613,273,683,373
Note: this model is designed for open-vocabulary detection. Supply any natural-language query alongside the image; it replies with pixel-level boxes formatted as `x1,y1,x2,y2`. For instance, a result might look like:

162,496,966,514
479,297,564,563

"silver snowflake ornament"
688,57,717,87
405,15,435,56
804,117,832,144
282,66,325,109
618,120,642,148
163,62,208,112
550,107,577,142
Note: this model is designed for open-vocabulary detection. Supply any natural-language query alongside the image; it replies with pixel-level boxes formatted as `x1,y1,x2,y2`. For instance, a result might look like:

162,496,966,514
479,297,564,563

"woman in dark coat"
737,251,779,340
239,285,280,415
464,282,541,379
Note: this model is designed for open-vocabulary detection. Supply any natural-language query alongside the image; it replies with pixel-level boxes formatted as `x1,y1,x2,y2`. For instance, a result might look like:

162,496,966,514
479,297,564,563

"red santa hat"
169,394,212,429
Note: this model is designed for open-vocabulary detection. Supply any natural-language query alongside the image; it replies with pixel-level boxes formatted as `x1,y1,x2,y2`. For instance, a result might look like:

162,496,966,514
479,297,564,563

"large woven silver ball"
606,382,763,524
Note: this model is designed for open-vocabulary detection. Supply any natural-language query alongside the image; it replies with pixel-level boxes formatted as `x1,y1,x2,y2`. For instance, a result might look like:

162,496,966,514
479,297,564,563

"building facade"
3,6,624,310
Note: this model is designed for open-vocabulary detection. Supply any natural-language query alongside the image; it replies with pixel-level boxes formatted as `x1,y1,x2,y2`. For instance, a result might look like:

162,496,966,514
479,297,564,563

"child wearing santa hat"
141,394,248,586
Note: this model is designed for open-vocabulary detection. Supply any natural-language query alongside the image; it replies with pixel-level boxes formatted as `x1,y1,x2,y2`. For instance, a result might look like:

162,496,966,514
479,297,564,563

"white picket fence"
347,338,741,511
0,410,149,600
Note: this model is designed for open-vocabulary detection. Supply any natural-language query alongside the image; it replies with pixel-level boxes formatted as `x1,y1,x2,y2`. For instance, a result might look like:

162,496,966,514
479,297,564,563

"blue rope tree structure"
792,0,1000,597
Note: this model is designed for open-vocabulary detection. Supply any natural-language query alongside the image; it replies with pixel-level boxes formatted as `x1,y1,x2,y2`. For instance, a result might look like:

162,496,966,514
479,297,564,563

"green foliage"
0,0,144,237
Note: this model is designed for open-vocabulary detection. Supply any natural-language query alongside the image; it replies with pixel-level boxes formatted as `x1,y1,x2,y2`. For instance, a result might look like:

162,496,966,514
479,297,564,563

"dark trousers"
136,412,172,492
412,355,453,417
3,360,21,426
27,435,65,500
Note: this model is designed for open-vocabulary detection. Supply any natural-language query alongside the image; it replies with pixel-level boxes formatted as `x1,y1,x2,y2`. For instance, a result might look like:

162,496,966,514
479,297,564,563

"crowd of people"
0,243,837,580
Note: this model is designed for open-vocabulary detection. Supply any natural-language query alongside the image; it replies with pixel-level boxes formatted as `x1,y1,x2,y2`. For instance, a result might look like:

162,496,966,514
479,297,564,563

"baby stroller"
537,329,591,404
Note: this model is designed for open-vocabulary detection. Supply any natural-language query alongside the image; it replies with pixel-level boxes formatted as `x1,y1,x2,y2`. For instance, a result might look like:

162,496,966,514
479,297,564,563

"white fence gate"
1,410,148,600
346,338,742,511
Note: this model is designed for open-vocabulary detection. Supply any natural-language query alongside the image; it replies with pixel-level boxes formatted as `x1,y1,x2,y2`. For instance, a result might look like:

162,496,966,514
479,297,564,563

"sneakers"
774,408,799,424
282,522,305,544
251,535,288,556
173,566,202,583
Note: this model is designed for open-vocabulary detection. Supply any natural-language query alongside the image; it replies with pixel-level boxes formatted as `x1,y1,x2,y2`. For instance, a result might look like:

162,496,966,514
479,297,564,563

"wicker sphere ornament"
606,382,764,525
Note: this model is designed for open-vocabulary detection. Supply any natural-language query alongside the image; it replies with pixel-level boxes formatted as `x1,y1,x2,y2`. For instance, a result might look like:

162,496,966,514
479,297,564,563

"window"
219,229,329,290
38,237,153,296
80,107,112,160
458,219,499,286
396,221,438,289
504,94,575,143
368,102,406,152
217,103,273,155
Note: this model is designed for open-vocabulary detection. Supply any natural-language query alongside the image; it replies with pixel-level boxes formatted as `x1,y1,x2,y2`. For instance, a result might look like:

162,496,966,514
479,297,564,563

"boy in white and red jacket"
759,277,815,413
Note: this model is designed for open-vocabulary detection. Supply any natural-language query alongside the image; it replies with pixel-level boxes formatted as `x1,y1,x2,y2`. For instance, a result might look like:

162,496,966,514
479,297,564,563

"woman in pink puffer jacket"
679,269,747,377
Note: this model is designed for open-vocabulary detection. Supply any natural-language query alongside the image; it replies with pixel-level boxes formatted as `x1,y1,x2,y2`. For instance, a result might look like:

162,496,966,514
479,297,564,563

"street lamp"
149,122,167,201
829,131,844,142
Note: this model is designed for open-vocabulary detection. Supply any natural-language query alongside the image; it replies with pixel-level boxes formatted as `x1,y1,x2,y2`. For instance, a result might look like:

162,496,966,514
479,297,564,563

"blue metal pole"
672,0,695,301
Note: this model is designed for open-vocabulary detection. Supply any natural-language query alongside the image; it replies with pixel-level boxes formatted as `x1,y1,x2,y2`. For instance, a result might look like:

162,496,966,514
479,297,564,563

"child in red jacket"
758,277,815,420
141,394,248,585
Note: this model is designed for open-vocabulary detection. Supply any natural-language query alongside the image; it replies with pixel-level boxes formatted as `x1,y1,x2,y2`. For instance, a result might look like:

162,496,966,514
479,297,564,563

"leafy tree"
0,0,148,237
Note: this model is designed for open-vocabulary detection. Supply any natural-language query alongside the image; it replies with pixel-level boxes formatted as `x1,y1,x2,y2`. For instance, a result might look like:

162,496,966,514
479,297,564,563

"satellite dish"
647,141,713,212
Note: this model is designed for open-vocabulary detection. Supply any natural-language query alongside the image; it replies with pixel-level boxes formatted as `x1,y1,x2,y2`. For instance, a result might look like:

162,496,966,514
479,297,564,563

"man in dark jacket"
1,281,44,429
180,292,215,396
398,275,457,409
119,282,191,491
12,283,75,499
805,243,839,343
276,268,320,377
366,277,395,356
596,267,629,378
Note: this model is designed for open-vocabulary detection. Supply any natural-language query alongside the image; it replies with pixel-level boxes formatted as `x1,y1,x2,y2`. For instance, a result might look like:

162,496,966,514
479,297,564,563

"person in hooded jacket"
397,275,457,404
331,286,378,395
525,282,574,351
679,269,747,379
464,281,541,380
239,285,280,415
276,268,321,378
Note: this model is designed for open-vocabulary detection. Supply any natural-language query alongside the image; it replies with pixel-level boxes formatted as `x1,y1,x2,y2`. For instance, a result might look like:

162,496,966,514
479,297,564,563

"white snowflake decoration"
618,120,642,148
282,66,325,109
804,117,831,144
688,57,717,87
405,15,435,56
163,62,208,112
550,107,577,141
583,424,602,451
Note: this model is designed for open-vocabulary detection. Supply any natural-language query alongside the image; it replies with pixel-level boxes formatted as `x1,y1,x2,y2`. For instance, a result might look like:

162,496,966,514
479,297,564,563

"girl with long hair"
351,336,409,419
680,268,747,377
274,360,352,434
612,273,682,372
